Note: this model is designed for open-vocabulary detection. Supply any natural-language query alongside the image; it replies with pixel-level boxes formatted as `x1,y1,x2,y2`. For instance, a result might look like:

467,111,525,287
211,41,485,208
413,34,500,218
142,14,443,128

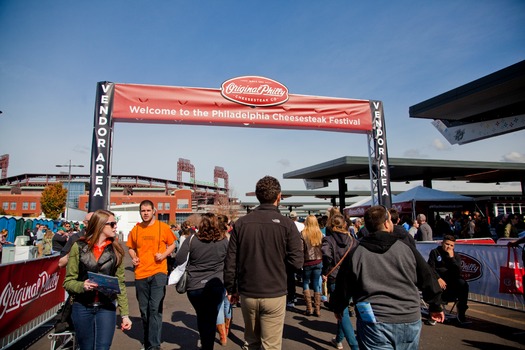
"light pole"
56,160,84,220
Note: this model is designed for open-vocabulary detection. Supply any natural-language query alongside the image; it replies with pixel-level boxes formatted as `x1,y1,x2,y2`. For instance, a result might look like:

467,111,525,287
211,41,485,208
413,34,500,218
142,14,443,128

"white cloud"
502,152,525,163
432,138,451,151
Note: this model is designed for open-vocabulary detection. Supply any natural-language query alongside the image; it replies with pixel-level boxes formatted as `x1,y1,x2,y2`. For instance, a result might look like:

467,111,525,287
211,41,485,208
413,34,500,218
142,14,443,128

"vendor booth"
345,185,475,221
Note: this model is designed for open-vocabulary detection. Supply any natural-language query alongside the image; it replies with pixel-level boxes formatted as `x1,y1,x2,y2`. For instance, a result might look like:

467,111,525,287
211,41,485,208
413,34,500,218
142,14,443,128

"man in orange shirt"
127,200,177,350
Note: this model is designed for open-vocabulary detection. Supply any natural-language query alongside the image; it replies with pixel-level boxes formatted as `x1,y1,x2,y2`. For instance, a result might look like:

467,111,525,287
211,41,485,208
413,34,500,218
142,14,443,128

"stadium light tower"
56,160,84,220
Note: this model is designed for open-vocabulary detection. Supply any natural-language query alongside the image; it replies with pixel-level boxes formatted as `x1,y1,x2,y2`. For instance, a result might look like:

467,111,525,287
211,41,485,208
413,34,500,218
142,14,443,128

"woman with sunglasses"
64,209,131,350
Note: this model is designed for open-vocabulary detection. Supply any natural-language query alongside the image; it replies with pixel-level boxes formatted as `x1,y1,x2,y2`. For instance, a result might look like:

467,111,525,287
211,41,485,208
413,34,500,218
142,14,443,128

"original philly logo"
0,271,60,318
458,252,482,282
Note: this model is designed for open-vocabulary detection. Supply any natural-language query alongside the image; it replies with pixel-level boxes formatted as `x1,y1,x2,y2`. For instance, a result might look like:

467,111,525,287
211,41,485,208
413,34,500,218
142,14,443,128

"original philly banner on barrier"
0,256,65,339
417,242,525,306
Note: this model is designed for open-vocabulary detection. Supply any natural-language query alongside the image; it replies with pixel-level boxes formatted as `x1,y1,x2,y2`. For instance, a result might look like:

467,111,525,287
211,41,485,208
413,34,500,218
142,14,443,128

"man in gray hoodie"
331,205,444,349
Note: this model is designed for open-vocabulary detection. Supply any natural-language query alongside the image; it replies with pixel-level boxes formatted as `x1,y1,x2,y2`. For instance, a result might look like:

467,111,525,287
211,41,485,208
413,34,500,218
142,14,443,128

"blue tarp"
347,186,474,210
392,186,474,203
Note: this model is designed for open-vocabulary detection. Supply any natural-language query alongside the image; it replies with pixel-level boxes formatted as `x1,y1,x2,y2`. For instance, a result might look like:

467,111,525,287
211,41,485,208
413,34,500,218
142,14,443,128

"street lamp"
56,160,84,220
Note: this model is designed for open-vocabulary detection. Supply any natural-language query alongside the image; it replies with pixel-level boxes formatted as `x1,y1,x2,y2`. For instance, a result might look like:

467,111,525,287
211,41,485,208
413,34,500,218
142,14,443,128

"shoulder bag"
322,236,356,296
175,234,194,294
499,246,525,294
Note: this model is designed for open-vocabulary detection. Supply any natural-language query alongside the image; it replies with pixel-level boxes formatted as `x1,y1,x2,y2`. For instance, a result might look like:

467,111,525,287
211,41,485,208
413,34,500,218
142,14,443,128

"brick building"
0,173,229,224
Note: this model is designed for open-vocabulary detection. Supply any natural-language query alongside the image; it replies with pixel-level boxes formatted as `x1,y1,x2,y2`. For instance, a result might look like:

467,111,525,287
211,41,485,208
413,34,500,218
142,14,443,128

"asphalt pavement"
13,249,525,350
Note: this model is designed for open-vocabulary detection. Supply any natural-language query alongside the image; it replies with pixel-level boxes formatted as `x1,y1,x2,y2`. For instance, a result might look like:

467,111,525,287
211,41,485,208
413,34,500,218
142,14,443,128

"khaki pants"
240,295,286,350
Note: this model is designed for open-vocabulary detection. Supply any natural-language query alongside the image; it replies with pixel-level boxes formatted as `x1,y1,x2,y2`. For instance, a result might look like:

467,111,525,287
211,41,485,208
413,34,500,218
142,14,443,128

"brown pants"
240,295,286,350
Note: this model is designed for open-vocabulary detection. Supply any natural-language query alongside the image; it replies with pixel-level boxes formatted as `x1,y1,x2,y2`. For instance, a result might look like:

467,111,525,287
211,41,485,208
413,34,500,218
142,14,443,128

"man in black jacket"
332,205,444,349
428,235,470,324
224,176,303,350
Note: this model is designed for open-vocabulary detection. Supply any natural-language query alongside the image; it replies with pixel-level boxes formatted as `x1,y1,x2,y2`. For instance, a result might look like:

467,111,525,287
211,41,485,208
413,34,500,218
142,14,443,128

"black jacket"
392,224,416,248
427,246,462,283
71,240,120,307
224,203,303,298
321,230,355,282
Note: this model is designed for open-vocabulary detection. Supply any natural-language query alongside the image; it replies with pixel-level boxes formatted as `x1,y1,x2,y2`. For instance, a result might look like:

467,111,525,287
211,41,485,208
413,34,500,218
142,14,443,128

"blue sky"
1,1,524,202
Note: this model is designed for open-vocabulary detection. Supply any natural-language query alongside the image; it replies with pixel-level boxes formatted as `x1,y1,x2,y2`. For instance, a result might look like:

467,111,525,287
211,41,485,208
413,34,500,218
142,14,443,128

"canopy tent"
393,185,474,203
344,186,475,218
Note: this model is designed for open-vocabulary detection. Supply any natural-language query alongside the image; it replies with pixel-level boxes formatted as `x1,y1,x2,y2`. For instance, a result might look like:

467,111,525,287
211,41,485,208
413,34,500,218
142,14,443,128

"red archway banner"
111,83,373,133
89,79,391,212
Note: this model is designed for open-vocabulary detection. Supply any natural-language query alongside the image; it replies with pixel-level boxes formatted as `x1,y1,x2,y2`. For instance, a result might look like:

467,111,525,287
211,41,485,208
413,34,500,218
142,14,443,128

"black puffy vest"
73,240,120,307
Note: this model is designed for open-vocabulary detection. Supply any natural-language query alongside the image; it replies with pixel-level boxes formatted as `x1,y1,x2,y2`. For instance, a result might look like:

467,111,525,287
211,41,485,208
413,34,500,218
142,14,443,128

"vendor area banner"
416,242,524,306
0,256,65,338
111,78,373,133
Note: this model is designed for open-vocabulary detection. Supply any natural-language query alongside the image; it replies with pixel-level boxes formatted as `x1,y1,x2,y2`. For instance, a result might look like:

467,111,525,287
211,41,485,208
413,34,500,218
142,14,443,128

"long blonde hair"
302,215,323,247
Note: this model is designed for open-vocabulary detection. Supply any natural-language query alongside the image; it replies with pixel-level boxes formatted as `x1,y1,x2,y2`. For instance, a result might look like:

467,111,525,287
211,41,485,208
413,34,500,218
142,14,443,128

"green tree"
41,183,67,220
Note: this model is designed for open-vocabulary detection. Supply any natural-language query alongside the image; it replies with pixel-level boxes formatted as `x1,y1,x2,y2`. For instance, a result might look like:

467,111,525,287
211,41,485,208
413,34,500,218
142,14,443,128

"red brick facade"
0,188,193,223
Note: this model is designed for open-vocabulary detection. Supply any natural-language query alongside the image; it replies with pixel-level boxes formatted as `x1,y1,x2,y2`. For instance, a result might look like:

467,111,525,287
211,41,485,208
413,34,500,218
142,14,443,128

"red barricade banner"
0,256,65,338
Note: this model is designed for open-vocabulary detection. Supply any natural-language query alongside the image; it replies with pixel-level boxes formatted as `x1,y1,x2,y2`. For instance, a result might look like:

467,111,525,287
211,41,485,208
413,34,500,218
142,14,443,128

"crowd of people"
364,210,524,243
4,175,522,349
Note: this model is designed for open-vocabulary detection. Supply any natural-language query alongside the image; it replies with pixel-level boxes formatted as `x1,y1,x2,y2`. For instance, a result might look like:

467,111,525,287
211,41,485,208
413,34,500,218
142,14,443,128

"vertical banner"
370,101,392,207
89,82,115,212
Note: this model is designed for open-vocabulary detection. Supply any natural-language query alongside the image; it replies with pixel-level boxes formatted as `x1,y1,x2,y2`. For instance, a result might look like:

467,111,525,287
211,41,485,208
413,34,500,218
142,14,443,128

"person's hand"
131,256,140,266
121,316,132,331
444,245,454,258
322,275,327,282
438,278,447,290
227,293,239,305
83,279,98,292
154,252,164,262
430,311,445,323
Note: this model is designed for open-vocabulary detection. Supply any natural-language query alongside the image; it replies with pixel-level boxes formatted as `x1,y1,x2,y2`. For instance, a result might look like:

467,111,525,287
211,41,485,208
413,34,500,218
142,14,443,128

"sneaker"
331,337,343,350
427,319,437,326
286,301,295,308
457,314,471,325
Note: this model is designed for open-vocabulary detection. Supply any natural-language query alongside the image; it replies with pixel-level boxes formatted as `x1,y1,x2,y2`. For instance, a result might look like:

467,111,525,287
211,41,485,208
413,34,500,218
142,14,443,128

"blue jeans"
357,318,422,350
302,262,322,293
329,282,358,349
187,281,225,350
71,302,116,350
217,292,232,325
135,273,167,349
335,306,359,349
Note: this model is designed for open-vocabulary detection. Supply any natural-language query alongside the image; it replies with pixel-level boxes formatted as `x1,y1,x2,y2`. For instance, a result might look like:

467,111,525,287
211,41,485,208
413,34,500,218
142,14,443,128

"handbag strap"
324,237,355,278
185,234,195,267
508,246,520,268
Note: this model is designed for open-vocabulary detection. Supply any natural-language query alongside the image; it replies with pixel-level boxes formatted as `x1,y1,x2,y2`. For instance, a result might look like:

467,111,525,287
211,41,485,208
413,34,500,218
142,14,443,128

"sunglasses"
105,221,117,228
